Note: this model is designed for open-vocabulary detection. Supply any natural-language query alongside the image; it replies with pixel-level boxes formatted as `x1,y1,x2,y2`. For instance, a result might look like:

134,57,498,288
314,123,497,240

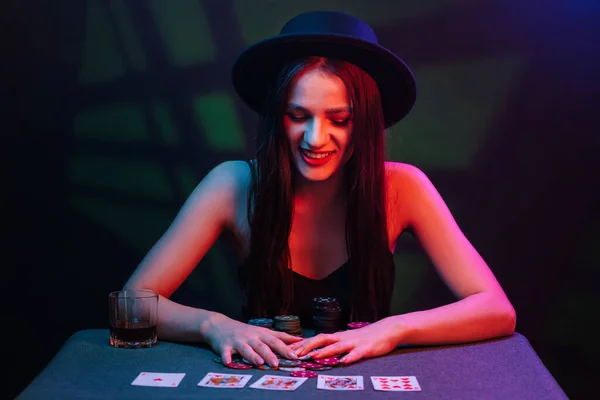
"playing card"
371,376,421,391
249,374,307,391
197,372,252,388
317,375,364,390
130,372,186,387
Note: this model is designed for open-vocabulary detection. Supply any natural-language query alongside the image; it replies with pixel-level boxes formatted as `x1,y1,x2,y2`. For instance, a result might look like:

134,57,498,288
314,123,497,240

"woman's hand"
204,314,302,367
288,318,400,364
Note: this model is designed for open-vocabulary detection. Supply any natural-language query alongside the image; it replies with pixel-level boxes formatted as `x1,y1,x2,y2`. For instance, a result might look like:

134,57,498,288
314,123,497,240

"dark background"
4,0,599,399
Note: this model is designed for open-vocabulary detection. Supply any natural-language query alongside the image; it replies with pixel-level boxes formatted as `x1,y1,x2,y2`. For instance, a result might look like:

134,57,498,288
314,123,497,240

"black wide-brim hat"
232,11,417,128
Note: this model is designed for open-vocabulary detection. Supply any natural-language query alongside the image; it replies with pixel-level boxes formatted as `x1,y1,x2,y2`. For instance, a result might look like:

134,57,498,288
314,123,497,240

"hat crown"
280,11,378,44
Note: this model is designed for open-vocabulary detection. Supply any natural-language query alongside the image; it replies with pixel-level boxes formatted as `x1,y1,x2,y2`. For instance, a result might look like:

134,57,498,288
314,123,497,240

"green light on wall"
79,0,146,83
386,56,522,168
73,104,148,141
234,0,457,46
177,165,199,196
149,0,216,66
69,156,175,202
79,0,125,83
153,102,179,145
193,93,246,152
112,0,146,72
68,193,176,254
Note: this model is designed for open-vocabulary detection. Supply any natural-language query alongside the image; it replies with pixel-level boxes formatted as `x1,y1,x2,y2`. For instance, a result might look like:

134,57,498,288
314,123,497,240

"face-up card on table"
317,374,364,390
130,372,186,387
198,372,253,388
371,376,421,391
249,374,307,391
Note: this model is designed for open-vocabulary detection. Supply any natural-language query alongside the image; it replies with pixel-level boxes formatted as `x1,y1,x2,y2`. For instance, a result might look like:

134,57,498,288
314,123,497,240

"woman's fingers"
260,335,298,360
288,340,305,351
235,343,264,365
248,339,280,367
309,341,349,360
271,330,304,345
295,334,340,357
339,347,367,364
219,345,234,365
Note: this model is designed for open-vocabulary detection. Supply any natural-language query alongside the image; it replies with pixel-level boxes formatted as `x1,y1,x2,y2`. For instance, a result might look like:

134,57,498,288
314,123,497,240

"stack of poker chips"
247,318,274,329
273,315,303,337
312,297,342,334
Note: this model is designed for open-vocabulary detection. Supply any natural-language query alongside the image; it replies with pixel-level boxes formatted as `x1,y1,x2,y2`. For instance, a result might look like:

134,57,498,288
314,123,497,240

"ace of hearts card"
130,372,186,387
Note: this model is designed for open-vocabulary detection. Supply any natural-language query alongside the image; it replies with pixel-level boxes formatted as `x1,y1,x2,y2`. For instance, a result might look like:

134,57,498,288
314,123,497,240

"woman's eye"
287,113,307,122
331,118,351,127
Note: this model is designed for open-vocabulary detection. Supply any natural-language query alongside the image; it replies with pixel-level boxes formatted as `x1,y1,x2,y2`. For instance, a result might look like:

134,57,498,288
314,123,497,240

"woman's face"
283,68,353,182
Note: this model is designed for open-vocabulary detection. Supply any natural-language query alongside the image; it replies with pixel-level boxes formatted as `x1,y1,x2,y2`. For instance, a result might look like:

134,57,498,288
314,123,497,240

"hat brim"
232,34,417,128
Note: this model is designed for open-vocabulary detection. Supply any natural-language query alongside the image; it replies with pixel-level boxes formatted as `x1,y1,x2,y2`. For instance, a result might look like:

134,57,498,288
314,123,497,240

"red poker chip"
313,357,340,366
347,322,371,329
290,370,318,378
225,361,253,370
298,362,323,369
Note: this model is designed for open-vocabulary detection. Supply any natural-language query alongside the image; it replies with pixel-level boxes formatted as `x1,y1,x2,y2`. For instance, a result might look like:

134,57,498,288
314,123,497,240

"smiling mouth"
300,148,335,159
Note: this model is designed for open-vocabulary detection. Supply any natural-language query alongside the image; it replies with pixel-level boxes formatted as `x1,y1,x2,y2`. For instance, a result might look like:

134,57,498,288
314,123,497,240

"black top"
289,261,351,329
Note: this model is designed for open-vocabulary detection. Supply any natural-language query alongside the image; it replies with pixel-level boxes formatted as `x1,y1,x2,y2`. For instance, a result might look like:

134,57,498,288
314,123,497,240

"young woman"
123,11,516,368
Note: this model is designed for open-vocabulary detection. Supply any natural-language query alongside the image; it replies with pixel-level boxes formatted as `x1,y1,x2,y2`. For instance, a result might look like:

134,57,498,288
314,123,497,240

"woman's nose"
303,118,329,148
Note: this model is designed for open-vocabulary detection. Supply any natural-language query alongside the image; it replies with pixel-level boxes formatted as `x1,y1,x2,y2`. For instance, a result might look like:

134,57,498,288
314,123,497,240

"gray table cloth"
17,329,567,399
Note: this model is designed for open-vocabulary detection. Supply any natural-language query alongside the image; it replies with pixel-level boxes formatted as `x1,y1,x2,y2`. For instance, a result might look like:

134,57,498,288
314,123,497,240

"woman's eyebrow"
287,103,352,114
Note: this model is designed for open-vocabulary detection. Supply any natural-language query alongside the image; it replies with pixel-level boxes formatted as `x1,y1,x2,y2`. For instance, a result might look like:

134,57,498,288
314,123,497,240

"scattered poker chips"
347,321,371,329
273,315,303,337
313,357,341,366
214,356,242,364
298,361,323,369
312,297,342,334
306,365,333,371
225,361,253,370
278,358,303,367
247,318,274,329
255,364,279,371
290,370,318,378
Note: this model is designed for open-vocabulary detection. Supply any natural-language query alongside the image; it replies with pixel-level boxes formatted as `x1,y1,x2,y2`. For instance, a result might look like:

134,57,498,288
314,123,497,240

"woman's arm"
385,162,516,346
291,163,515,363
123,161,301,364
123,160,247,342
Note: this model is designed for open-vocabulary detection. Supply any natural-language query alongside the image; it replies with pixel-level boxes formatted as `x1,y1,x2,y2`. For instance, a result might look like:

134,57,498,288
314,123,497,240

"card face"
317,375,364,390
131,372,186,387
197,372,253,388
371,376,421,391
249,374,307,391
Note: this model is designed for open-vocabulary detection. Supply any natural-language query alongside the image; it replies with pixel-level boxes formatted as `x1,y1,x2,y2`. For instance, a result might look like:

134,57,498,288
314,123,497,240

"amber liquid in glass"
109,322,157,348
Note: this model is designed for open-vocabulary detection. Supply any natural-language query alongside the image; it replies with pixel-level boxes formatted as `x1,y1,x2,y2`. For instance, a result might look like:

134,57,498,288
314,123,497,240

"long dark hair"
240,56,395,322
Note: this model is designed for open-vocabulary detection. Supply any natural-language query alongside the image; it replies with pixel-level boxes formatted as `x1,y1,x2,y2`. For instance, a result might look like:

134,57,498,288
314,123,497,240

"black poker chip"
312,297,342,334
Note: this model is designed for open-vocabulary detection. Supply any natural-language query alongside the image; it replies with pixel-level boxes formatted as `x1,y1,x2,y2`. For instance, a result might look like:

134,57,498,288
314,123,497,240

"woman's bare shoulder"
384,161,424,180
384,161,430,238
